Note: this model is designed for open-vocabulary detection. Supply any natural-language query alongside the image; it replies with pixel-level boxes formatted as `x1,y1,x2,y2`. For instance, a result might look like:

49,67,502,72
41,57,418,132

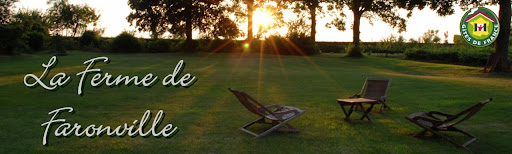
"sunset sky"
15,0,500,43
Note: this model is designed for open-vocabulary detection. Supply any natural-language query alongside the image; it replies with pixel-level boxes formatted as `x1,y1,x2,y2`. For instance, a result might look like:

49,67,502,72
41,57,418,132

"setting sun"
253,8,273,27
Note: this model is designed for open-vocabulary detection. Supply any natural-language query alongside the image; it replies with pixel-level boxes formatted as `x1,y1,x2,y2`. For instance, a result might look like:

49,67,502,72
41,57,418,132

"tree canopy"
327,0,411,57
0,0,18,24
127,0,240,41
46,0,100,37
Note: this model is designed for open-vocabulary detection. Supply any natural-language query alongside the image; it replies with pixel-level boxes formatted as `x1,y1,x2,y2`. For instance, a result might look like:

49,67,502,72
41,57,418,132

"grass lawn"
0,51,510,153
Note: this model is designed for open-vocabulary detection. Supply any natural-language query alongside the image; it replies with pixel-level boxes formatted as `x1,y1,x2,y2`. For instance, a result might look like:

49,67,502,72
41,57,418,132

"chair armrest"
350,94,361,98
259,104,282,113
427,111,453,118
379,96,386,102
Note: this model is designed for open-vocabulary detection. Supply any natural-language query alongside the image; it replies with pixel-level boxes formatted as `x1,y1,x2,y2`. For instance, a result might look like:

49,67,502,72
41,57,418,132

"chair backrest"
361,78,391,101
228,88,273,116
442,98,493,127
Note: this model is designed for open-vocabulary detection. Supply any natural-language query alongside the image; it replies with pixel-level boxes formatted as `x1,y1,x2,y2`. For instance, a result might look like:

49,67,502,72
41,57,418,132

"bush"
287,32,320,55
206,39,240,53
262,33,320,55
62,37,80,50
110,32,142,53
405,47,494,66
346,44,363,57
146,39,172,53
453,35,471,47
80,31,100,47
0,25,22,55
98,38,112,50
27,31,45,51
316,42,345,53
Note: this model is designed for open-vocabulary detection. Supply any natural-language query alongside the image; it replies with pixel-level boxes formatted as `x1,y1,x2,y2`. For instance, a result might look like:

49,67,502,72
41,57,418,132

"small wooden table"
337,98,379,121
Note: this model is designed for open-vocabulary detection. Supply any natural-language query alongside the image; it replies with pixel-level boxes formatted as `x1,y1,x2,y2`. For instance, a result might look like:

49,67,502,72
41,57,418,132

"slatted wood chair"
228,88,306,138
406,98,493,149
350,78,391,113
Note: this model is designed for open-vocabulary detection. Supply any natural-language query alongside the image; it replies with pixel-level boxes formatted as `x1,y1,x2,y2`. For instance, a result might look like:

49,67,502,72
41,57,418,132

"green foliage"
10,9,49,52
110,32,142,53
262,33,320,55
420,29,441,44
287,32,320,55
206,39,240,53
51,35,67,54
209,17,241,39
0,24,22,54
146,39,172,53
47,0,100,37
453,35,470,47
405,47,497,66
27,31,45,51
366,35,407,56
80,30,100,47
316,42,346,53
345,44,362,57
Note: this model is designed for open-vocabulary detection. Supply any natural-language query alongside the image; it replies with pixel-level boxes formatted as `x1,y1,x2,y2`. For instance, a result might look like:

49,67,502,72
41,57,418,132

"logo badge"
460,7,500,47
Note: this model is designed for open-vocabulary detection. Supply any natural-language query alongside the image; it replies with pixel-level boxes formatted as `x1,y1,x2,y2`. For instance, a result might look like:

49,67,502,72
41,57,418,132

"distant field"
0,51,510,153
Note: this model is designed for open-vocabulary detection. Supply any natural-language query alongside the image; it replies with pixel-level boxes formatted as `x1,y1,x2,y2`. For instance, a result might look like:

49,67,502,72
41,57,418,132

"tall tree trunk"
246,0,254,41
72,24,79,37
485,0,511,72
185,2,194,51
185,17,192,43
350,9,362,57
309,1,317,42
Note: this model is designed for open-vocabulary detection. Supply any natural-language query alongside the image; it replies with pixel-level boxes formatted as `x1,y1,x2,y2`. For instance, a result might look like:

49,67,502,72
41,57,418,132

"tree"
127,0,166,39
288,0,328,42
0,0,18,24
229,0,285,41
47,0,100,37
246,0,255,41
328,1,408,57
11,9,49,51
403,0,510,72
128,0,238,44
487,0,510,72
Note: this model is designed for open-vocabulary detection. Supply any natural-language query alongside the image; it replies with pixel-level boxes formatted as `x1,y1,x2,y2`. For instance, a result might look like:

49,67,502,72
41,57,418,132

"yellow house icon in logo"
464,11,496,38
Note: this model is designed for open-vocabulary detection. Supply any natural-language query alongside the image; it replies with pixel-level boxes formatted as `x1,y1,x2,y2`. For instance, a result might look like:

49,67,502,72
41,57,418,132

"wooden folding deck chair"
350,78,391,113
228,88,306,138
406,98,492,149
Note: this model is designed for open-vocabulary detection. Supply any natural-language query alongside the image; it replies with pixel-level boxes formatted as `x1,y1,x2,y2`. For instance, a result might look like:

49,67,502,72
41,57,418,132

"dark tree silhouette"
47,0,100,37
288,0,331,42
229,0,284,42
328,1,408,57
0,0,18,24
127,0,238,44
126,0,167,39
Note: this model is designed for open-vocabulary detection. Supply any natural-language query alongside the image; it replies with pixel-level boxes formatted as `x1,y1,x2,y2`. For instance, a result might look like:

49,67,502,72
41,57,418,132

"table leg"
359,103,375,121
339,103,355,121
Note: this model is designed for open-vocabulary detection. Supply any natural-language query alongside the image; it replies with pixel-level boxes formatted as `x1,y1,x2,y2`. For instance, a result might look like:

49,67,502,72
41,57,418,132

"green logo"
460,7,499,47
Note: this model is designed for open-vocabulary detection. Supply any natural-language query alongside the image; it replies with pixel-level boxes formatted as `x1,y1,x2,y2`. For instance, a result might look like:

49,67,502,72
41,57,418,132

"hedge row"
404,47,511,66
100,32,321,55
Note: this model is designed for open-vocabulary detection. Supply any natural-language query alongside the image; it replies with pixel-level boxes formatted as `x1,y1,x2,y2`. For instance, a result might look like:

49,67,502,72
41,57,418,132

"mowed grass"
0,51,510,153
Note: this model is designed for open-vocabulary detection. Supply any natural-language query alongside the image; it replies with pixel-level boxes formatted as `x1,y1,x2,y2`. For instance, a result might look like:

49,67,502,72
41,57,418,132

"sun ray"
283,39,345,94
269,37,289,80
253,8,273,28
257,40,265,98
198,40,234,63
